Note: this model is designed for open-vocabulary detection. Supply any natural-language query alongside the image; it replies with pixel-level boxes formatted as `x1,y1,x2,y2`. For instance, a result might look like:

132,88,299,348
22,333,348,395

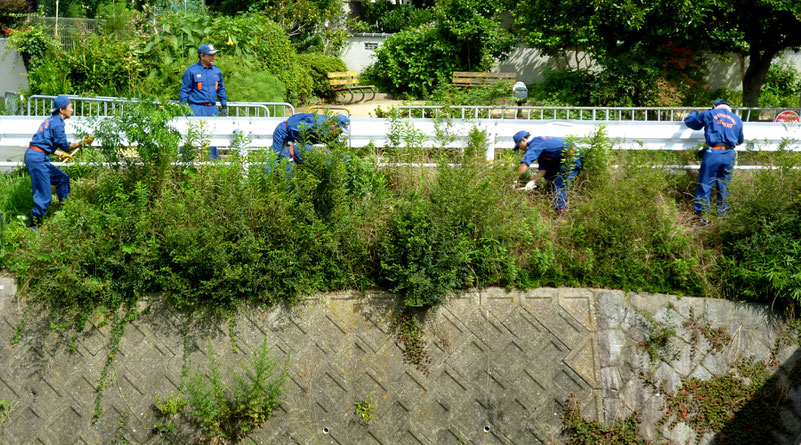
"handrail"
25,95,295,118
396,105,801,122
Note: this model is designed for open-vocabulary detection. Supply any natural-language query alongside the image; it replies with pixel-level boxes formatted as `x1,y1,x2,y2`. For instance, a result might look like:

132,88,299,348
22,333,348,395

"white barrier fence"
0,116,799,168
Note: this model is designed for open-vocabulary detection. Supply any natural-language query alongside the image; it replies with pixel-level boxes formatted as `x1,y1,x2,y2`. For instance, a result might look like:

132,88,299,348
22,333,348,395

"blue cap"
198,43,220,55
50,95,71,114
713,98,729,108
512,130,530,150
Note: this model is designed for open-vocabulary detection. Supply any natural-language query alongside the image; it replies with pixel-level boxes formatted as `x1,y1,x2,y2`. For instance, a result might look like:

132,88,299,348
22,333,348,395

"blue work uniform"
25,114,72,218
179,61,228,160
684,108,744,214
520,136,582,210
270,113,342,173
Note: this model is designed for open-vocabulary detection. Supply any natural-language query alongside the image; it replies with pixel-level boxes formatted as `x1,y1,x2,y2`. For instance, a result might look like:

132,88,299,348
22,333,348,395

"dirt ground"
310,93,423,118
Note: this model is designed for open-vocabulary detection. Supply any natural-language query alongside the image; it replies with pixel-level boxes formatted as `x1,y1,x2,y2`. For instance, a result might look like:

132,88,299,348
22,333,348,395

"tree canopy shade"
512,0,801,106
709,0,801,106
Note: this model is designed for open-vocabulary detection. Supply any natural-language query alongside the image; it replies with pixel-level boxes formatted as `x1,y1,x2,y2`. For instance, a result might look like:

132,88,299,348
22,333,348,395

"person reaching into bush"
512,131,582,211
684,98,744,224
25,95,92,230
179,43,228,160
269,112,350,173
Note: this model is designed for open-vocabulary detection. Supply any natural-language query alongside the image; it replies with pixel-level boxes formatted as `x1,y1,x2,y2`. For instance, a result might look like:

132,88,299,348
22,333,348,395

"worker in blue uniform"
270,113,350,172
179,43,228,160
684,98,744,221
513,131,582,211
25,95,91,229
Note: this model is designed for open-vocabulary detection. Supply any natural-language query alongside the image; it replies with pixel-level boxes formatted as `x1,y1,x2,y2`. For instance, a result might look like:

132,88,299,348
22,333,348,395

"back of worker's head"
712,98,730,109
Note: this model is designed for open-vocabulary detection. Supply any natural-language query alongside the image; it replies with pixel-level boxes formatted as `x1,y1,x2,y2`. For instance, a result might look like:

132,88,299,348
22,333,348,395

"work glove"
220,105,229,117
83,136,95,145
516,180,536,191
59,152,74,163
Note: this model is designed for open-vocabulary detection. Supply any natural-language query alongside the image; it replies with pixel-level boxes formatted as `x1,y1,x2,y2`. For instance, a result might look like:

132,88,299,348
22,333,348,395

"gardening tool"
63,136,94,163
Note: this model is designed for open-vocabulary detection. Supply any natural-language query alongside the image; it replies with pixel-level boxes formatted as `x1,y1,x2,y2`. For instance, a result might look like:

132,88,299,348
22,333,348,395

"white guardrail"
0,116,799,168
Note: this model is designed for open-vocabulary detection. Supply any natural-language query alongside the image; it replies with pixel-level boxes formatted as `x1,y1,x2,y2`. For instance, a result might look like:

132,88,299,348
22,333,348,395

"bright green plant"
213,55,287,103
759,60,801,108
354,391,375,423
153,393,186,434
181,337,288,441
0,399,14,426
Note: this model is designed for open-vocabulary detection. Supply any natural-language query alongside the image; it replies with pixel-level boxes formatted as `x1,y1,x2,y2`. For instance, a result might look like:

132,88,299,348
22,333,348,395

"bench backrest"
452,71,516,86
328,71,359,87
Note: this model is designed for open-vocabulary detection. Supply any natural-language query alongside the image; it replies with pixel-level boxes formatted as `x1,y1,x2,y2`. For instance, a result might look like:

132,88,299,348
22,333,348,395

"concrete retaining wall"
0,276,799,444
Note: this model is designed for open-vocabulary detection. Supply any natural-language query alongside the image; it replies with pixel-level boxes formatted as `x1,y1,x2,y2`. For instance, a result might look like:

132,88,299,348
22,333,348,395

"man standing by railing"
684,98,744,224
179,43,228,160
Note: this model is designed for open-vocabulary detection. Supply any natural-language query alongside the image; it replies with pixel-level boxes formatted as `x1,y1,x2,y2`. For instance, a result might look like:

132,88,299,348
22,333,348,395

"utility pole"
55,0,60,39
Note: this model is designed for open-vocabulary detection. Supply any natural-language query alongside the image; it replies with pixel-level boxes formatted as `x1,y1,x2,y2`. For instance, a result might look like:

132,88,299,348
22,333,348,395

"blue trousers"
539,154,582,210
189,103,220,160
24,149,70,218
694,148,734,214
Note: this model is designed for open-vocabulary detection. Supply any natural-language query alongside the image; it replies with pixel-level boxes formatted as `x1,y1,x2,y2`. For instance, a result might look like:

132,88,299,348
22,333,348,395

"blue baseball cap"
198,43,220,55
50,95,71,114
512,130,530,150
713,98,729,108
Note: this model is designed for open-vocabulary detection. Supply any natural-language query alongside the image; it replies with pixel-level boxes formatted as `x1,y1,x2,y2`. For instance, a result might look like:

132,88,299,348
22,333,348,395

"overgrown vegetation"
561,394,648,444
151,337,287,443
4,11,344,104
1,103,801,327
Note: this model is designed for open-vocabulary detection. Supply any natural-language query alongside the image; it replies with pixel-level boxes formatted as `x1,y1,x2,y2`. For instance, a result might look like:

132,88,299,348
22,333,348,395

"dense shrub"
4,108,801,322
715,156,801,304
360,0,433,33
214,55,287,102
759,60,801,108
365,25,459,98
296,53,348,101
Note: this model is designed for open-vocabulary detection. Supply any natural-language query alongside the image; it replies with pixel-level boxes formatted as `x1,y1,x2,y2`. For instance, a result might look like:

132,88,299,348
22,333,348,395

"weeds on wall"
155,337,288,442
561,394,648,445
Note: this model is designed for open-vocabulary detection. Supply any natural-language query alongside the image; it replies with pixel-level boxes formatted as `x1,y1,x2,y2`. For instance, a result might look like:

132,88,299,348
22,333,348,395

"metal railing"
396,105,801,122
25,95,295,118
0,117,798,171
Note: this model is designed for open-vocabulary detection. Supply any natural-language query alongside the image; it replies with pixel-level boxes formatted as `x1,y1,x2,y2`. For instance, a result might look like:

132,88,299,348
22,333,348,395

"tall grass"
1,105,800,326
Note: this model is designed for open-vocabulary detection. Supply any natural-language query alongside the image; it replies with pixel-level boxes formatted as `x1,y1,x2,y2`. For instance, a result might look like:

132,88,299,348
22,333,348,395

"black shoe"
694,212,709,226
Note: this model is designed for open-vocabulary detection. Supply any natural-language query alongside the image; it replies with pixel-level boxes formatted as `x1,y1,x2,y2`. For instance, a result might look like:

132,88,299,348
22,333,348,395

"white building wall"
340,33,391,73
0,39,30,95
340,35,801,93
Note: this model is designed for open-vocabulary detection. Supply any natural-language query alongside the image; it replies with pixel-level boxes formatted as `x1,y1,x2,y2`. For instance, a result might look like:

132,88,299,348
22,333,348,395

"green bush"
759,60,801,108
214,55,287,102
179,337,288,442
716,160,801,304
361,0,433,33
365,25,459,98
296,53,348,101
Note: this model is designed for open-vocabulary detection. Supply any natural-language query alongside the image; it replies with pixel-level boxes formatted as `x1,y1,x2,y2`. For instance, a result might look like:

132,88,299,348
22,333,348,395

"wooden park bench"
451,71,516,87
327,71,376,103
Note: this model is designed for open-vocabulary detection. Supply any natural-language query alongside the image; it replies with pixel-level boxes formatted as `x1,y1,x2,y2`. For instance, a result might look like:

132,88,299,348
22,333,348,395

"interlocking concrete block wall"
0,276,799,444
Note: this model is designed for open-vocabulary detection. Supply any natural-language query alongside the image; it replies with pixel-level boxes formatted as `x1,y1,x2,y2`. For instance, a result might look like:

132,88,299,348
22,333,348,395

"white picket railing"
0,116,798,168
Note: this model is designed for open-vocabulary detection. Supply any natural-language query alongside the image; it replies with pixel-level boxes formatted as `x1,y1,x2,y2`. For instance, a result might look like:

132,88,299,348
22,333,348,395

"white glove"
517,180,536,191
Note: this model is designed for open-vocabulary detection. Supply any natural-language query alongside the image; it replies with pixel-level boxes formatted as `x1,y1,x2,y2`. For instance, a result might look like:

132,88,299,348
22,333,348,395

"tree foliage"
512,0,801,106
365,0,514,98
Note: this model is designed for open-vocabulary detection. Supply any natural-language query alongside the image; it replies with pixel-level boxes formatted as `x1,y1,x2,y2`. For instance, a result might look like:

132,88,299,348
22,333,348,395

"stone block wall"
0,276,800,444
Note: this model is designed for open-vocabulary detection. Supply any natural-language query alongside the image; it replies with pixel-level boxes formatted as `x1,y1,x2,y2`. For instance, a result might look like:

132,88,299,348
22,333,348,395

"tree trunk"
741,47,778,107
